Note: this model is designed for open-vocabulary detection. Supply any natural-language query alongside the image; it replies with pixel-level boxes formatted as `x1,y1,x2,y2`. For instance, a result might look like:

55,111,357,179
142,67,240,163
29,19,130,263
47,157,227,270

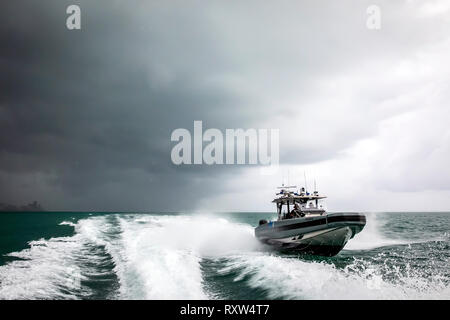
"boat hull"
255,213,366,256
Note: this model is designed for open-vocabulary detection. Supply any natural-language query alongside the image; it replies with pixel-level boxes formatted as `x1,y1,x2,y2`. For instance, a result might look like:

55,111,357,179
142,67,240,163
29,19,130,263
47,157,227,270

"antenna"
314,179,317,192
304,171,308,192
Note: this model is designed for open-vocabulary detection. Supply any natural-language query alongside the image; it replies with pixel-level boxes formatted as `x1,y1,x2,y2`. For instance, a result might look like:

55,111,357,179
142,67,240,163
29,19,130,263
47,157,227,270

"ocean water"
0,211,449,300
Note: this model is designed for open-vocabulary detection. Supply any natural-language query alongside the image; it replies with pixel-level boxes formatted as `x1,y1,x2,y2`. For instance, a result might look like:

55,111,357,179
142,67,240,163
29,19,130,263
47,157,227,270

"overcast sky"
1,0,450,212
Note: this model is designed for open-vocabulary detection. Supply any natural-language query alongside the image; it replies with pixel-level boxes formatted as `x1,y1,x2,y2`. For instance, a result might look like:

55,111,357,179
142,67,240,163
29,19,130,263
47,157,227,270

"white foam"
59,221,76,227
220,252,450,300
0,236,91,299
108,214,262,299
2,213,447,300
0,216,118,300
0,214,259,300
345,213,409,250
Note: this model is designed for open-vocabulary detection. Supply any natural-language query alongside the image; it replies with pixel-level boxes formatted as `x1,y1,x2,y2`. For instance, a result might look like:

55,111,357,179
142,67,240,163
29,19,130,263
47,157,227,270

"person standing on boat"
289,203,302,219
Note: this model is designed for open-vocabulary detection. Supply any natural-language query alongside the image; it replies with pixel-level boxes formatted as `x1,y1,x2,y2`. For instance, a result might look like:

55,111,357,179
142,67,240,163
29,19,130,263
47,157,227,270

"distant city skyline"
0,201,43,212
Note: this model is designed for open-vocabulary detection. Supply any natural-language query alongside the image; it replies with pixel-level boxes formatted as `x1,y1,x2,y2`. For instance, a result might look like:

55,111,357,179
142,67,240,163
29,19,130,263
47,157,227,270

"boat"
255,185,366,256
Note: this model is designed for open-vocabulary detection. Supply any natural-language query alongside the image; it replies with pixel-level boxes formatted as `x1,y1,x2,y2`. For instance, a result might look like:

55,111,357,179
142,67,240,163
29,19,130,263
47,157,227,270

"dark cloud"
0,1,268,210
1,1,449,210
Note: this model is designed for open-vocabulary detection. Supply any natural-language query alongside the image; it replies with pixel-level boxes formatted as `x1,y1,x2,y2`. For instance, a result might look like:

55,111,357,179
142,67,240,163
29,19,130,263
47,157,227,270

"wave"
345,213,410,250
63,214,261,299
0,217,119,300
1,214,259,300
109,214,262,299
218,252,450,300
1,213,448,300
0,236,103,299
59,221,76,227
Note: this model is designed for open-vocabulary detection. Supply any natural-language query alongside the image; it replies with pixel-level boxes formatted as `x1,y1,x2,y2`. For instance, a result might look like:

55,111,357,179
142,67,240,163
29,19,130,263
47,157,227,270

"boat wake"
217,252,450,299
107,215,261,299
0,213,448,300
0,220,116,299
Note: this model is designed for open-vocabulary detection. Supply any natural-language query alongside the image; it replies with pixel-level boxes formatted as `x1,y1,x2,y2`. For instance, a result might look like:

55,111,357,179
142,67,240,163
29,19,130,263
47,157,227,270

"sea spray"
218,252,450,299
0,212,448,300
345,212,408,250
112,214,263,299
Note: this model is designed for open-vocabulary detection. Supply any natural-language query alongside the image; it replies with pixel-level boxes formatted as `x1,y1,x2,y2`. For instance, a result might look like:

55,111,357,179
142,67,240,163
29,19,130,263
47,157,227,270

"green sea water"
0,212,449,299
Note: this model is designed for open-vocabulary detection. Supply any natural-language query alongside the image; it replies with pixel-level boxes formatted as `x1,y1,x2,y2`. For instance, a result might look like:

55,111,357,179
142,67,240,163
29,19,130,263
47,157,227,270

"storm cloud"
1,0,450,211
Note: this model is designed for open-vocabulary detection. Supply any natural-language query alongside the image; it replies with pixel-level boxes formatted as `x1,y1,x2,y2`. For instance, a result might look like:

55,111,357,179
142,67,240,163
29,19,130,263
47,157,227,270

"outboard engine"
259,219,268,226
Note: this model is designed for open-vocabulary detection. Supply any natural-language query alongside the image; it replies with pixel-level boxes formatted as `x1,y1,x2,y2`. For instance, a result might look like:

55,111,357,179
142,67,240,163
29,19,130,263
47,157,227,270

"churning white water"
0,213,448,300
